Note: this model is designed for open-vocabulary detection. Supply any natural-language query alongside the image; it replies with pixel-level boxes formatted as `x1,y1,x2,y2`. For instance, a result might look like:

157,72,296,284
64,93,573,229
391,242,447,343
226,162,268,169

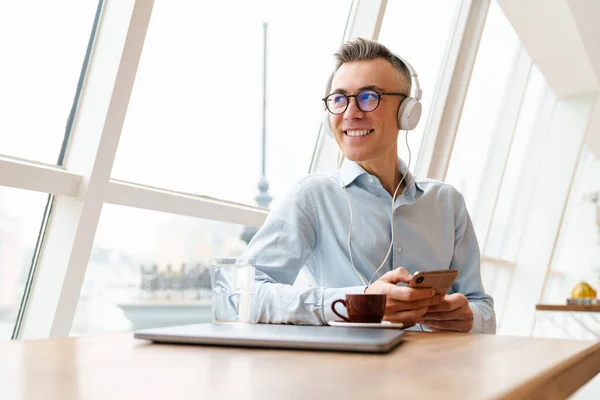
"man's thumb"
379,268,412,284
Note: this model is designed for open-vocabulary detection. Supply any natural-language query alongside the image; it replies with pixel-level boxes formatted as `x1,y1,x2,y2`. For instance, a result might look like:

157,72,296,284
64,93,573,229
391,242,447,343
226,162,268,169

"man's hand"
419,293,473,332
365,267,444,328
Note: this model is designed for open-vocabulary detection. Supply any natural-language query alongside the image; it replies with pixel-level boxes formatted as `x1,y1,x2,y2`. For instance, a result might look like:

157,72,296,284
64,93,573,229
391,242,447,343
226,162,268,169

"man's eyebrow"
331,84,386,94
359,85,385,92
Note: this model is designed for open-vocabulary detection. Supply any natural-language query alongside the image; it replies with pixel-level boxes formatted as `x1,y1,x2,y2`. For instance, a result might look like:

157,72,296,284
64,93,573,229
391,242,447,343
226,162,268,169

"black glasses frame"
322,90,407,115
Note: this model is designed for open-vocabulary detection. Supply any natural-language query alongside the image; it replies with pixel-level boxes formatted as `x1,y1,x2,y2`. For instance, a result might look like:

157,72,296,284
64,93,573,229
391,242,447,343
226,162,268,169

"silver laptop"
134,323,405,353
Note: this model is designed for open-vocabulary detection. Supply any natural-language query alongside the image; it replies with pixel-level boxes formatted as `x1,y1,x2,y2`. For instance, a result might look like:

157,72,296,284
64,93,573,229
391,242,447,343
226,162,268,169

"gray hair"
330,37,411,93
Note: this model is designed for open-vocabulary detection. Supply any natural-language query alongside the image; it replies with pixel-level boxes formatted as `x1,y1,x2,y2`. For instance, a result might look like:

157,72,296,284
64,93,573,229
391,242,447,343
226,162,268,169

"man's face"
329,57,409,163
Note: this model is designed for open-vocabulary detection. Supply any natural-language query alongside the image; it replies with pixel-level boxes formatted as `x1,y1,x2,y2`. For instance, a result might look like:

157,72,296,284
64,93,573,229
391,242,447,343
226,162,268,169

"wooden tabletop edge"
495,340,600,399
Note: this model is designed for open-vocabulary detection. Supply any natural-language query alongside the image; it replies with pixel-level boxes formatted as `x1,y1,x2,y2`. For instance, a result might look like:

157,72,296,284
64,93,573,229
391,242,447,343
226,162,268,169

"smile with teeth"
344,129,374,137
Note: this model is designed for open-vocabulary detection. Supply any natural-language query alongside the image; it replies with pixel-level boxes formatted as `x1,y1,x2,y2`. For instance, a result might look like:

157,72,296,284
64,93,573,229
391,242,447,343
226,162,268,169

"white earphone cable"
367,130,412,285
343,183,366,285
340,130,412,286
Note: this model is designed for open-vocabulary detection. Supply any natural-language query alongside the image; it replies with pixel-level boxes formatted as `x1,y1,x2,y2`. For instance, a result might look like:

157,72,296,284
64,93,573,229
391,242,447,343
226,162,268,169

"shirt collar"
338,157,423,195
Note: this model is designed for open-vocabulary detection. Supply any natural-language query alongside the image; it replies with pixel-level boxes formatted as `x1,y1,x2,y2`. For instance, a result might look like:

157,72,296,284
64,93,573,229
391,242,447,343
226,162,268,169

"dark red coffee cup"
331,293,386,323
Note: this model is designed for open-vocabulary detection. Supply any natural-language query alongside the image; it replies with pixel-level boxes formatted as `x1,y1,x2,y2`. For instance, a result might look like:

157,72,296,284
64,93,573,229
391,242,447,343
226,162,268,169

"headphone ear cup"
397,97,422,131
322,112,334,139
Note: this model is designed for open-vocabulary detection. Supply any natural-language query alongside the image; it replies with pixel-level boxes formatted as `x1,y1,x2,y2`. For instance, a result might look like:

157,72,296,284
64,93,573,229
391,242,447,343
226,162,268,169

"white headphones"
322,53,422,137
323,52,421,286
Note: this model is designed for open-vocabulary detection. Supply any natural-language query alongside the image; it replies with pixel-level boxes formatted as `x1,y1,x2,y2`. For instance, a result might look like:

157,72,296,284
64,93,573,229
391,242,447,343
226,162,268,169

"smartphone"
408,270,459,295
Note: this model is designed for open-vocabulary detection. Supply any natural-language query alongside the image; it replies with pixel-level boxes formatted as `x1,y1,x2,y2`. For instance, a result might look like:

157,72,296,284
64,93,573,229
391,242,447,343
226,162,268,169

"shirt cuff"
322,286,367,323
468,302,483,333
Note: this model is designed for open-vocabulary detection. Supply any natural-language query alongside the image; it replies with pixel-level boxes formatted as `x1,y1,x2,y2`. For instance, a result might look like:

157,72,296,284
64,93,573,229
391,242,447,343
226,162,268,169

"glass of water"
210,257,255,323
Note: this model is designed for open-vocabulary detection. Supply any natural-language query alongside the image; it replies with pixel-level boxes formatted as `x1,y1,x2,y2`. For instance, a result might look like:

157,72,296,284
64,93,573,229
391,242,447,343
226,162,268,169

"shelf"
536,304,600,312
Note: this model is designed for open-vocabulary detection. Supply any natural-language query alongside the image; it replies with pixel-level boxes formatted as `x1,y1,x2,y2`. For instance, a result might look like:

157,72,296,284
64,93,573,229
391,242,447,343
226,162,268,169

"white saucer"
328,320,404,329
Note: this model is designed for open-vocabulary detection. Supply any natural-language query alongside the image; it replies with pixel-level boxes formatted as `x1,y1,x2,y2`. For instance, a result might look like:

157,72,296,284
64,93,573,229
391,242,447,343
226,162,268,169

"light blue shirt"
244,158,496,333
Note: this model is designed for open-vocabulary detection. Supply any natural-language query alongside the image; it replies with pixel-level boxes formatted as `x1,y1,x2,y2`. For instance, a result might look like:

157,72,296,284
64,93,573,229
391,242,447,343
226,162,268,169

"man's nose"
344,98,365,120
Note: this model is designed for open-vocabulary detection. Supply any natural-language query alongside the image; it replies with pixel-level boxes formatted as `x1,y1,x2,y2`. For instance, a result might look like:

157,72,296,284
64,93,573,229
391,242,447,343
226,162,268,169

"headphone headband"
390,53,422,101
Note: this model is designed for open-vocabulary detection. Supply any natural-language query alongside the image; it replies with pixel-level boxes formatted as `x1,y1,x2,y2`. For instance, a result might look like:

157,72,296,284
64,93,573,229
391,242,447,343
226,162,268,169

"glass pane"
71,205,249,336
544,145,600,304
378,0,461,166
0,1,99,164
112,0,352,206
445,1,520,212
0,187,48,339
484,65,551,260
480,259,513,330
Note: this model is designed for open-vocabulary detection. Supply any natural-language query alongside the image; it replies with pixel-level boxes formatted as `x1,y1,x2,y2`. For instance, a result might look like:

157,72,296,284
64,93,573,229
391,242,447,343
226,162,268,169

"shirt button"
369,177,374,183
397,246,402,253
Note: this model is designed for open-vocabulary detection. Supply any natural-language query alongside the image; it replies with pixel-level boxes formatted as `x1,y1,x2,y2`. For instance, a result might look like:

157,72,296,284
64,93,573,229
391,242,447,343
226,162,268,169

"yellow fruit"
571,281,597,299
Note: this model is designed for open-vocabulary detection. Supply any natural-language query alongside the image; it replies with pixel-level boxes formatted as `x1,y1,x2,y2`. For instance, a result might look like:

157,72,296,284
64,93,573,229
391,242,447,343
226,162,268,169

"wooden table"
1,331,600,400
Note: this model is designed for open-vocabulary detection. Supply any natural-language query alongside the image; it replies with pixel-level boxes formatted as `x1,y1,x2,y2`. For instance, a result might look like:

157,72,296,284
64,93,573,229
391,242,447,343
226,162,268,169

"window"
378,0,462,166
497,94,595,336
484,65,552,261
535,146,599,340
474,65,554,326
480,257,513,330
444,1,520,212
0,1,99,164
543,145,600,304
0,187,48,339
70,205,248,335
111,0,352,207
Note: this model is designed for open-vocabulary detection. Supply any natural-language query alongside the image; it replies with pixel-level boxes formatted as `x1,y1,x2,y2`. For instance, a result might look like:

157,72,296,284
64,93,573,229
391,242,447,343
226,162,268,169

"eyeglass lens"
325,90,380,114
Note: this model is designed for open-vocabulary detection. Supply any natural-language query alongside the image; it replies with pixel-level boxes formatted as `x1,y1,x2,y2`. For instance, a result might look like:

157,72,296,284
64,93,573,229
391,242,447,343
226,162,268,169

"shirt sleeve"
243,179,366,325
449,188,497,334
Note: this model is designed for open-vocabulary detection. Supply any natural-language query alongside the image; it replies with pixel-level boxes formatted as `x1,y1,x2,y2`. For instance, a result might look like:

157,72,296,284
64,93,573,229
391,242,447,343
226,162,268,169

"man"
243,37,495,333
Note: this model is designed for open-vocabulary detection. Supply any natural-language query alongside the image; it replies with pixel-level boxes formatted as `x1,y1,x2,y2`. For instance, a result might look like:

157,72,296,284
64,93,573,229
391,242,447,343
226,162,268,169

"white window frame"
416,0,491,180
17,0,154,339
0,155,81,196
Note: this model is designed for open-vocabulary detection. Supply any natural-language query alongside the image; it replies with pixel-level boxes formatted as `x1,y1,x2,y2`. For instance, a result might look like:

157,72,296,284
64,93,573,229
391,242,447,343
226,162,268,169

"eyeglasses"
322,89,407,115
